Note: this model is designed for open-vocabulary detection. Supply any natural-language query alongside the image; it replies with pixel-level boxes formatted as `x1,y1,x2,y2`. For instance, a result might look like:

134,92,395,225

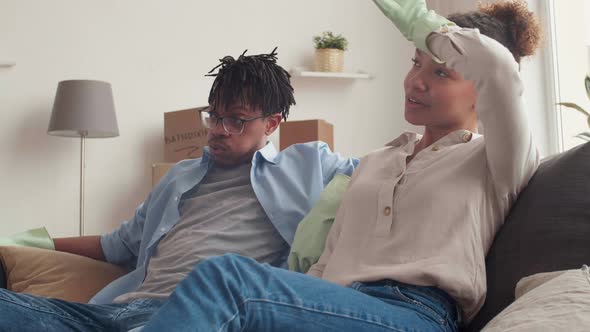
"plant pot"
314,49,344,72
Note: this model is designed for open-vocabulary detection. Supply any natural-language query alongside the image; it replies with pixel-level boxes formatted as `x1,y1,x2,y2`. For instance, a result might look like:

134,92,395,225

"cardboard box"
152,162,175,187
164,107,209,162
279,119,334,151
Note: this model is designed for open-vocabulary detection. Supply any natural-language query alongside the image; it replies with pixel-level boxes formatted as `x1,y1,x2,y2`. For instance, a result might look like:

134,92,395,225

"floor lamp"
47,80,119,236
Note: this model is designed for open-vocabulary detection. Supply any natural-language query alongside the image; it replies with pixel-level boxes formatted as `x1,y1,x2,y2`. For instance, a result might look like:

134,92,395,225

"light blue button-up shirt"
90,141,359,304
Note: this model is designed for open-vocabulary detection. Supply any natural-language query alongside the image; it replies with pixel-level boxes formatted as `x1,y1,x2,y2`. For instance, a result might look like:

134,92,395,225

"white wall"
0,0,555,237
0,0,414,237
428,0,477,14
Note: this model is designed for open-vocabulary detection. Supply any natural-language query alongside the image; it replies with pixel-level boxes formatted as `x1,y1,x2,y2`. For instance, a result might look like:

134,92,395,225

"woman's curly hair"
448,0,542,64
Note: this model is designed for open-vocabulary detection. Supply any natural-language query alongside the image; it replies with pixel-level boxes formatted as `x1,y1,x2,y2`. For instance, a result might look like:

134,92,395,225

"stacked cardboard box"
152,107,208,187
279,119,334,151
164,107,209,162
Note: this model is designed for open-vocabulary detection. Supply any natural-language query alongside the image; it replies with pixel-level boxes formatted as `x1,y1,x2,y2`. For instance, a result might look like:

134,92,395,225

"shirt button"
160,227,166,232
173,196,178,201
384,207,392,216
462,132,473,142
432,145,440,151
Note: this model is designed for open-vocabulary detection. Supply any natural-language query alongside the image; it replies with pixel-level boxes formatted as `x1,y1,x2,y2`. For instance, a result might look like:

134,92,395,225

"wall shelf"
0,62,16,68
290,68,372,79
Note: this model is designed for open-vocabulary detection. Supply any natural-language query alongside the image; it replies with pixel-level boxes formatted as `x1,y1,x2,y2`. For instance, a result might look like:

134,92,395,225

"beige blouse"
307,26,540,323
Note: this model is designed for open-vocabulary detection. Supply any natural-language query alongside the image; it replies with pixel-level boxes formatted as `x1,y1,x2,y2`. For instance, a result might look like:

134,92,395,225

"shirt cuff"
100,232,132,265
413,10,455,63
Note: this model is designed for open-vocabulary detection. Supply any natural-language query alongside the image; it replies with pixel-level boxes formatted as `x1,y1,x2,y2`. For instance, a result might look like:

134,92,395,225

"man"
0,48,358,331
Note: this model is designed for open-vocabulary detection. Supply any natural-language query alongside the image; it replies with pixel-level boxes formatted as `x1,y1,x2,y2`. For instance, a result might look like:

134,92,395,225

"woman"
142,1,542,331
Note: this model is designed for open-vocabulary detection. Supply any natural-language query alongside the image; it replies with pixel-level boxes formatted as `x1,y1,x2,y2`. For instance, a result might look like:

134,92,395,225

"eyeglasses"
200,111,267,135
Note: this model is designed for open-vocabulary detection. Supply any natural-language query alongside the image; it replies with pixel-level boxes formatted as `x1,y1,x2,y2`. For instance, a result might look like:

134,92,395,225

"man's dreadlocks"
206,47,295,121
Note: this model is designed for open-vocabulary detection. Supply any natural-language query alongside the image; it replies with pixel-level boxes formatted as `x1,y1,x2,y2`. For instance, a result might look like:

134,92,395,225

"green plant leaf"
575,132,590,141
312,31,348,50
585,75,590,102
557,102,590,117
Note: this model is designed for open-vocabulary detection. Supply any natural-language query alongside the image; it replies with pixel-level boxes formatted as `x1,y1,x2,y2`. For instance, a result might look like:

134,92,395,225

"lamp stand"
48,80,119,237
79,132,87,236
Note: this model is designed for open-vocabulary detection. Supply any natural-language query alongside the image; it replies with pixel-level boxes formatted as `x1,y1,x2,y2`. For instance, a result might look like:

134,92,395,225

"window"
550,0,590,151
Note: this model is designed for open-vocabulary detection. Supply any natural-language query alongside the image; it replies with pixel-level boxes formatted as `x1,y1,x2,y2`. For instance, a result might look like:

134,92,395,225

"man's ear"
265,114,283,135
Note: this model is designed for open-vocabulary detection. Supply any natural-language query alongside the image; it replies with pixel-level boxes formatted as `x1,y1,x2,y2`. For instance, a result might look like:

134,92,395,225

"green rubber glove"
371,0,454,61
0,227,55,250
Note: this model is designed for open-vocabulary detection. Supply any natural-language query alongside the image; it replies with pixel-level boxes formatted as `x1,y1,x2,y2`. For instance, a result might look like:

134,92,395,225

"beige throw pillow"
513,270,568,299
482,267,590,332
0,246,126,303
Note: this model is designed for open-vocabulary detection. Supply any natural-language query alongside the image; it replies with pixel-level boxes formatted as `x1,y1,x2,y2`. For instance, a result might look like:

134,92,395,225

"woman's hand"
371,0,453,59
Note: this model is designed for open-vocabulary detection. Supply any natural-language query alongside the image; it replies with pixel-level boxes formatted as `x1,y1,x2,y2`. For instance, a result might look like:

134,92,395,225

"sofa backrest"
466,142,590,331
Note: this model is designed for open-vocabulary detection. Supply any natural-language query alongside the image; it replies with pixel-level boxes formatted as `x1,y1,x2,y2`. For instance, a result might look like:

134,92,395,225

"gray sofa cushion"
465,142,590,331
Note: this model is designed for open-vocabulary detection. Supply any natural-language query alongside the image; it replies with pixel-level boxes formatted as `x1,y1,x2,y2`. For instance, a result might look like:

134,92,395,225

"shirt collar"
443,129,478,145
385,131,420,148
385,129,480,149
255,141,278,164
201,147,212,165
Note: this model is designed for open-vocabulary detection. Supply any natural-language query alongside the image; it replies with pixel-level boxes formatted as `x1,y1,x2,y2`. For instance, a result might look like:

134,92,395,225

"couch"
2,142,590,331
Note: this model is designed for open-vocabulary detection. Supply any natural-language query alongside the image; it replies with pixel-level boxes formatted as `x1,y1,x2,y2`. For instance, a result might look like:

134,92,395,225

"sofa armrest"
0,246,127,302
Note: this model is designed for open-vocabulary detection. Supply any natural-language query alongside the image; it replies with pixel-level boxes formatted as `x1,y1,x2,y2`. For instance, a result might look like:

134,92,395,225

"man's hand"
371,0,454,58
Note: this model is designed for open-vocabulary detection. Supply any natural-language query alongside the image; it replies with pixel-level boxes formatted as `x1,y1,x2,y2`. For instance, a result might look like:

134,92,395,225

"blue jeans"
0,289,163,331
143,254,460,332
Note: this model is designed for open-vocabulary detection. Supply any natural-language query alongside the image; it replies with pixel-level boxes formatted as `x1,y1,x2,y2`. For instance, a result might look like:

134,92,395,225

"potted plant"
313,31,348,72
557,75,590,141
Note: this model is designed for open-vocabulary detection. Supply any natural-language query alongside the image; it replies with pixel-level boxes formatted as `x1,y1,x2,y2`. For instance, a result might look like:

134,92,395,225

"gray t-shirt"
114,162,288,303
